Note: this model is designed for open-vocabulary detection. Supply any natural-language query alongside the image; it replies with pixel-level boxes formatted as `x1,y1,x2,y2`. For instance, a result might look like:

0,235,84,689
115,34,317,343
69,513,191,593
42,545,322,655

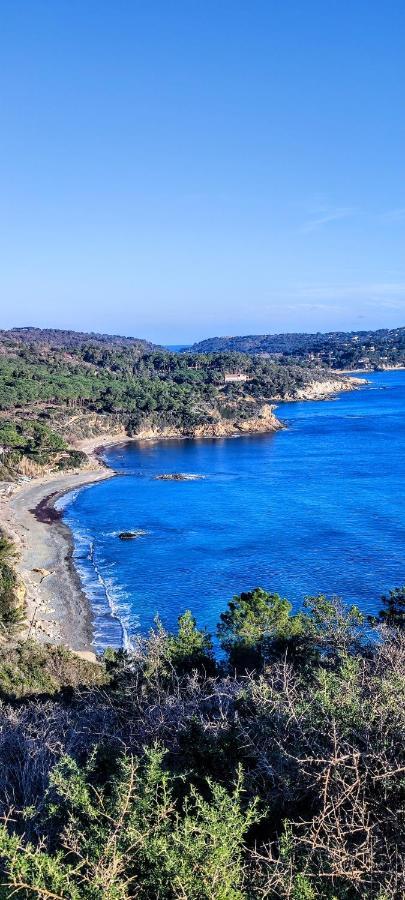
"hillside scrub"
0,589,403,897
0,535,25,633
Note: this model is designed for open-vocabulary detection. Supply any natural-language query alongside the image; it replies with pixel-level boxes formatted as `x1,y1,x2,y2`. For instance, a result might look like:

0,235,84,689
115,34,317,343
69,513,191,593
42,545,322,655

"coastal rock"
284,376,366,402
14,574,27,607
154,473,205,481
118,530,146,540
191,403,283,438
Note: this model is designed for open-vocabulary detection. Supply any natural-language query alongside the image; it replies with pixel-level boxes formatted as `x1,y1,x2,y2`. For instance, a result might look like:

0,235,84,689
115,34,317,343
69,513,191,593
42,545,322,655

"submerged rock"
154,473,205,481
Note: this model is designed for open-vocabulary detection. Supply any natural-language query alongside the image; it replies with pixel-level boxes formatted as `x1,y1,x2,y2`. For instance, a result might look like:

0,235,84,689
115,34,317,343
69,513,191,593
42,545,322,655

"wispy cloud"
301,206,356,234
380,208,405,223
302,282,405,300
280,283,404,319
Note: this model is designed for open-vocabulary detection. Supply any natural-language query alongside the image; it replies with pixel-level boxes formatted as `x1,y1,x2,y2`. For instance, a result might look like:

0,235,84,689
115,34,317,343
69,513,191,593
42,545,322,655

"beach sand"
0,458,115,651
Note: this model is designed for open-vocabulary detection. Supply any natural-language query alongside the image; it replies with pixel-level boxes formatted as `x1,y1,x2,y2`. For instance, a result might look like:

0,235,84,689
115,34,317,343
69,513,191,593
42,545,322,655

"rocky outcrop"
154,473,205,481
286,376,366,402
190,403,283,438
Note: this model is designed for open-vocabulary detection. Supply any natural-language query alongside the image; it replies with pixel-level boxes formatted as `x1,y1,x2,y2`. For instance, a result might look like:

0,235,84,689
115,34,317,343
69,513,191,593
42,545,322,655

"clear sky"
0,1,404,343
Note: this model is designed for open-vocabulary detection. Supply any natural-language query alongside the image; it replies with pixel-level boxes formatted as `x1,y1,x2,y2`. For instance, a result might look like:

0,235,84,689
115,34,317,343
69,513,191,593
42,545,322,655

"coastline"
0,456,114,652
0,373,365,653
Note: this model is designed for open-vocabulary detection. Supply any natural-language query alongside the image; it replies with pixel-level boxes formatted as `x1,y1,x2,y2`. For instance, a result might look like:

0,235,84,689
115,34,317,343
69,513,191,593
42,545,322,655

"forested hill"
190,326,405,369
0,326,159,352
0,327,350,478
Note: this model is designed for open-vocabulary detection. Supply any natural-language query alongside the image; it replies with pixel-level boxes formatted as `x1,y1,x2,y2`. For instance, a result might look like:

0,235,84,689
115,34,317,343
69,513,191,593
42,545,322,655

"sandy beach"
0,456,115,651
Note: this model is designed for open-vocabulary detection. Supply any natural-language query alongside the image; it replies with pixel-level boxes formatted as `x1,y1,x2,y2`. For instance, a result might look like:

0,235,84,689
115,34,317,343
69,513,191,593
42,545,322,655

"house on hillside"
224,372,251,383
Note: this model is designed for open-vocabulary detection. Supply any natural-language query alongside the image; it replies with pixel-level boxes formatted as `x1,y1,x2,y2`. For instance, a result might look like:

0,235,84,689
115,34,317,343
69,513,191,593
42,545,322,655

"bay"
62,371,405,651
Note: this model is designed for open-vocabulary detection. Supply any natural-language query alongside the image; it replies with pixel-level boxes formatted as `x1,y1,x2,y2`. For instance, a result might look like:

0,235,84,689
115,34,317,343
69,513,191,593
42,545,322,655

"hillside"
0,326,160,353
0,329,357,479
190,326,405,369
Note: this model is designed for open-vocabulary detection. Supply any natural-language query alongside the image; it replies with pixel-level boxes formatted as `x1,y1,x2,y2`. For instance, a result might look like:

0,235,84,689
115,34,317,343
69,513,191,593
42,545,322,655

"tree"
166,610,216,675
373,586,405,630
217,587,307,670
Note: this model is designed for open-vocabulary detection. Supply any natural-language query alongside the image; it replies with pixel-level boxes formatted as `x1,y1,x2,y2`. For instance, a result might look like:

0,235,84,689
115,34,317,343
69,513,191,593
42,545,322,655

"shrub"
0,747,259,899
0,535,24,631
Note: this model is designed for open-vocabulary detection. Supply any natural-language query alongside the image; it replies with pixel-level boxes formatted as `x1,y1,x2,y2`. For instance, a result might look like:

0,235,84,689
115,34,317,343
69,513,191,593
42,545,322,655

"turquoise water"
61,371,405,651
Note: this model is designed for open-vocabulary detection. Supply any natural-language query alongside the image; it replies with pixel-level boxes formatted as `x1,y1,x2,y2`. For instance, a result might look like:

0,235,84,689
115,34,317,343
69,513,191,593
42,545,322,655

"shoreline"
0,457,115,652
0,373,366,653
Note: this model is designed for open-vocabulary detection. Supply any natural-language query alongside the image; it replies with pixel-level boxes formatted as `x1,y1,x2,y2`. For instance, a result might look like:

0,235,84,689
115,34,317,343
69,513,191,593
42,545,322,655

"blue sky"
0,1,404,343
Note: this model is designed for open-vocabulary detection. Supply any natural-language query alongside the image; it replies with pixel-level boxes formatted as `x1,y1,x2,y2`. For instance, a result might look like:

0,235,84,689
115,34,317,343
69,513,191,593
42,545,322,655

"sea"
59,370,405,651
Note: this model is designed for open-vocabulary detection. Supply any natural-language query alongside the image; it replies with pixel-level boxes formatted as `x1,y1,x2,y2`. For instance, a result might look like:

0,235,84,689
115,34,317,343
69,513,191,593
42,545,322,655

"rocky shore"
286,375,367,402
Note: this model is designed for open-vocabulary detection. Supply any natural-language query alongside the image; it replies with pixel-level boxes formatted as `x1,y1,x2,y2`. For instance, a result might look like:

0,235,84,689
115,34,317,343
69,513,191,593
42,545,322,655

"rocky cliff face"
68,404,283,454
190,403,282,437
68,377,364,452
285,375,366,402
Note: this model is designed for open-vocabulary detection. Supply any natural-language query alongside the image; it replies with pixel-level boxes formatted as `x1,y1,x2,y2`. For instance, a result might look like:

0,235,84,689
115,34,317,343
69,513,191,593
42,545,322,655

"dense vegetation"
0,329,337,478
0,327,158,352
0,342,328,418
0,535,24,632
0,585,402,898
191,326,405,370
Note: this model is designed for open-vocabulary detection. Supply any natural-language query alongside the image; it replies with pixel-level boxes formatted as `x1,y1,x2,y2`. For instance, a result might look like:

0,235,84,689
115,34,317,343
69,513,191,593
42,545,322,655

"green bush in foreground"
0,747,258,899
0,587,402,898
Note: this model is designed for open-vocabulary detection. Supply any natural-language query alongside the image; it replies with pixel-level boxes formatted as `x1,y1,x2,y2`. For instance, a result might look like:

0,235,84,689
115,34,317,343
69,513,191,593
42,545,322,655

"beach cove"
4,370,404,654
62,371,405,651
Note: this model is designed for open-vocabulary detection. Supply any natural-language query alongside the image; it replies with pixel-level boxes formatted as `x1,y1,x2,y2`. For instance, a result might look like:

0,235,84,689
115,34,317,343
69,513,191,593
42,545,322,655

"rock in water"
154,473,204,481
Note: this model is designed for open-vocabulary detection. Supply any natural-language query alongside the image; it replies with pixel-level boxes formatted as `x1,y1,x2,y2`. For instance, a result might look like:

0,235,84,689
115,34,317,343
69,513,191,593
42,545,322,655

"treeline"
0,326,157,352
0,342,330,450
191,326,405,369
0,586,403,898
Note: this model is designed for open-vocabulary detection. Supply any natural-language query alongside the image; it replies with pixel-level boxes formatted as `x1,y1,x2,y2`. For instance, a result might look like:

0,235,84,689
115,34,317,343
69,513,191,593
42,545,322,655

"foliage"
165,610,216,674
0,587,403,897
370,585,405,630
0,336,334,428
0,641,109,699
0,419,67,471
56,449,87,470
0,535,24,631
217,587,310,670
191,326,405,370
0,747,258,899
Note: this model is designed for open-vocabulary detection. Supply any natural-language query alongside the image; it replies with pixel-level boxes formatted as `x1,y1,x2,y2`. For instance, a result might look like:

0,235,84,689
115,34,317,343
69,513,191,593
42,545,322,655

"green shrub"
0,536,24,630
0,642,109,698
0,747,259,899
165,610,216,675
57,449,87,470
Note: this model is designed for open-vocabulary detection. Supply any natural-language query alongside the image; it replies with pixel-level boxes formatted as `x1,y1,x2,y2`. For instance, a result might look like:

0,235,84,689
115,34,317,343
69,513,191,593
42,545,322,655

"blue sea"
60,371,405,651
